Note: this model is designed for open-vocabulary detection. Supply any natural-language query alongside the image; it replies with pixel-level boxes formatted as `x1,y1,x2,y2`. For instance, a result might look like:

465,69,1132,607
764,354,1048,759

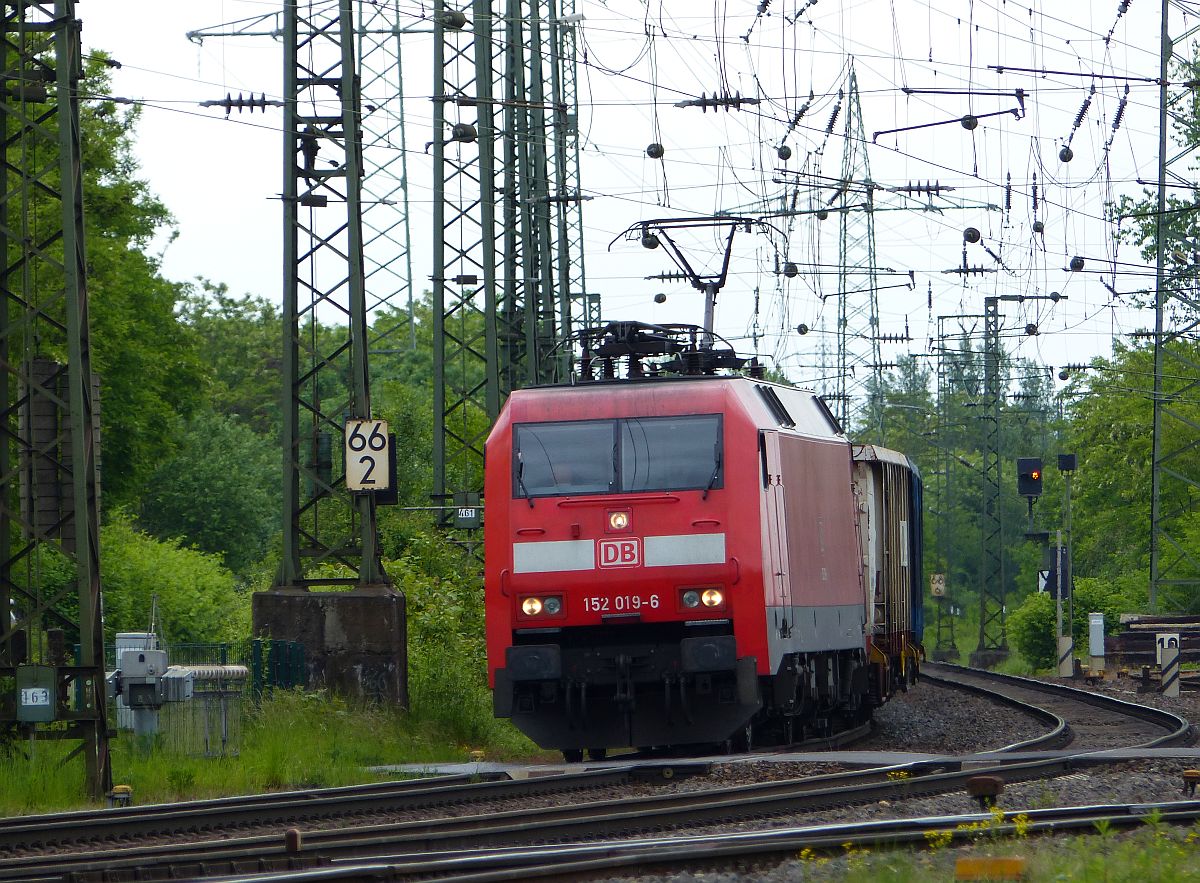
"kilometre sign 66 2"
345,419,392,492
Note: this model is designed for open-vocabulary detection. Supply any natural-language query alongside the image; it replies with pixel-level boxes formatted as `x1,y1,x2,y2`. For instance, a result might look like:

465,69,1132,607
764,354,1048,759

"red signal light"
1030,470,1040,481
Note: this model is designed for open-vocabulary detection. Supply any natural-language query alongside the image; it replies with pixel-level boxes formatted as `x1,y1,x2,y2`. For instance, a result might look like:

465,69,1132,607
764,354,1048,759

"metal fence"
106,639,306,695
103,639,307,757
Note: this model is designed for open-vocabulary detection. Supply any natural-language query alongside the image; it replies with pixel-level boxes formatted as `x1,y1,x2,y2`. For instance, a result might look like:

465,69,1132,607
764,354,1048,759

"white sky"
82,0,1183,396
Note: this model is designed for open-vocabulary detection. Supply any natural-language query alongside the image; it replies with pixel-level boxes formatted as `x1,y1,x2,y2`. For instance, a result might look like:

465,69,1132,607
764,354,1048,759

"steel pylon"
275,0,386,589
0,0,109,798
834,62,882,437
1149,0,1200,612
357,0,418,352
432,0,589,525
973,296,1008,665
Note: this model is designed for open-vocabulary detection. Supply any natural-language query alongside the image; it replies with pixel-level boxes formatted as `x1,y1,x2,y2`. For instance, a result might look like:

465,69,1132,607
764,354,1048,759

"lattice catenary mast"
0,0,109,797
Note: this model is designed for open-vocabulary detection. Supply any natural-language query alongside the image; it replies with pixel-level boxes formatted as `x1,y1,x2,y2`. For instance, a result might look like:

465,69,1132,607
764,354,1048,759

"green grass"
787,816,1200,881
0,687,541,816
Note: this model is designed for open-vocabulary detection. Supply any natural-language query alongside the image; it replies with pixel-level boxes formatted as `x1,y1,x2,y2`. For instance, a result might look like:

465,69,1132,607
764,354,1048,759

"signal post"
1017,454,1075,678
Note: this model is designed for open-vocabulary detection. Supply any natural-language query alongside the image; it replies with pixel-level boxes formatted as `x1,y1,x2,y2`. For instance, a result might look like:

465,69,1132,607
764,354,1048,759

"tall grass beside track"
921,610,1038,676
0,653,537,816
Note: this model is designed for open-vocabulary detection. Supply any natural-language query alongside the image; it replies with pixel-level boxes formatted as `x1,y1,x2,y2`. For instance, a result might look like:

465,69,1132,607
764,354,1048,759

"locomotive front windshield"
514,414,722,497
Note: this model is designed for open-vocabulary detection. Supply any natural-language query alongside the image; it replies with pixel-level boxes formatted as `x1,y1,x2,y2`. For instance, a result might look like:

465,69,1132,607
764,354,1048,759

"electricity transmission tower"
751,63,991,434
974,296,1008,666
271,0,385,590
931,316,984,661
0,0,109,797
431,0,589,524
358,1,417,350
188,4,422,358
1150,0,1200,612
970,294,1059,665
834,63,882,436
249,0,407,704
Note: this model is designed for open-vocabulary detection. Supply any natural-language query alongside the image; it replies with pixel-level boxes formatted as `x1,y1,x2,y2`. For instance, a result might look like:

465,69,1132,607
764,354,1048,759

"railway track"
922,662,1192,750
0,764,706,856
1,664,1192,882
204,799,1200,883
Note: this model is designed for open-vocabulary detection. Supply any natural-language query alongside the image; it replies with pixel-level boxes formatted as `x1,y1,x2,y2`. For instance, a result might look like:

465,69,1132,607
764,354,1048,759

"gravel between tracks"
856,676,1048,753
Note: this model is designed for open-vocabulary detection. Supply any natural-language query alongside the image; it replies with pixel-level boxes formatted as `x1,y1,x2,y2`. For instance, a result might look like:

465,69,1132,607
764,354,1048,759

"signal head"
1016,456,1044,497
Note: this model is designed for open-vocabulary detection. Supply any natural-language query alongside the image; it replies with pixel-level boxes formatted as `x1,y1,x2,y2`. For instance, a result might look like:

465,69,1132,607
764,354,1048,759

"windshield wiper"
702,448,722,500
516,454,535,508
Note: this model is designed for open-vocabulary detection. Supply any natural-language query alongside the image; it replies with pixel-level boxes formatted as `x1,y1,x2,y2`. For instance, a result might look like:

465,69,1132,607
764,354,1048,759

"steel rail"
222,799,1200,882
0,765,681,854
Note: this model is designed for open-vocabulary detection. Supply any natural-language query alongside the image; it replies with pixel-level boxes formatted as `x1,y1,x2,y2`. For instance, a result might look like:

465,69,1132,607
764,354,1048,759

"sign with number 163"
345,419,392,492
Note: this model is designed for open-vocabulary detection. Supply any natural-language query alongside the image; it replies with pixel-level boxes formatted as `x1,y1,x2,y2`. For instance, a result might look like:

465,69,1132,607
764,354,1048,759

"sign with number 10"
345,419,392,492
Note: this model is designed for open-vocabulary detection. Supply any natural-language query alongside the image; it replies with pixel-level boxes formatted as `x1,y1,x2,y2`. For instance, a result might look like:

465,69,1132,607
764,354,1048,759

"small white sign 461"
345,419,392,492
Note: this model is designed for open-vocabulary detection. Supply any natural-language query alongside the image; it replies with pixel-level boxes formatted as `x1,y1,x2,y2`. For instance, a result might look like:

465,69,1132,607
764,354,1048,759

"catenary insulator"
646,142,665,159
826,97,841,134
963,227,981,244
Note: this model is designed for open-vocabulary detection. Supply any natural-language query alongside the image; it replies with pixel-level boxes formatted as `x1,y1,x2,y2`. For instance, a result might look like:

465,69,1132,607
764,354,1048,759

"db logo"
598,538,640,568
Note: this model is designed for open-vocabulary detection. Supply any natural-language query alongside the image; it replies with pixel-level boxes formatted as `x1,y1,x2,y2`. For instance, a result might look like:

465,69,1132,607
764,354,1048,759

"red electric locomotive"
485,323,922,758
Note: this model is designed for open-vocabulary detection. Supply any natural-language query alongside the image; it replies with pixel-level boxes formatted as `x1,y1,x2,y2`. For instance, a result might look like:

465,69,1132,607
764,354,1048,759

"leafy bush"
1009,590,1057,669
1009,574,1147,670
384,547,533,753
100,513,249,644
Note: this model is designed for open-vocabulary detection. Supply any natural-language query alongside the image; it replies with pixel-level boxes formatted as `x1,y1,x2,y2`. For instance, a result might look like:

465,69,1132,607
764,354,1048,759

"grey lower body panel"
766,603,866,663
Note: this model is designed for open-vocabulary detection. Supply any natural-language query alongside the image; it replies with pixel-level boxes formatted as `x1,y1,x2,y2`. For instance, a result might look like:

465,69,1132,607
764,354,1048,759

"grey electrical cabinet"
119,649,168,710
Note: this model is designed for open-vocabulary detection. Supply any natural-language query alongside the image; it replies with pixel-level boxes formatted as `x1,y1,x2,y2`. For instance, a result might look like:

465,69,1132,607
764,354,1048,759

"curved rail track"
922,662,1192,750
0,664,1192,882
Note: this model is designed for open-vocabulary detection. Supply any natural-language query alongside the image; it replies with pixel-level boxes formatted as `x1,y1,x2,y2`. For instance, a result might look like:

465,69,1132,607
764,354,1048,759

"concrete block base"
252,586,408,706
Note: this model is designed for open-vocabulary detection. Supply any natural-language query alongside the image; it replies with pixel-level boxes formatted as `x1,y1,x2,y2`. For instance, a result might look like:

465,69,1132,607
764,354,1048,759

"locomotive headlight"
701,588,724,608
521,597,543,616
608,510,631,531
543,596,563,615
682,590,701,608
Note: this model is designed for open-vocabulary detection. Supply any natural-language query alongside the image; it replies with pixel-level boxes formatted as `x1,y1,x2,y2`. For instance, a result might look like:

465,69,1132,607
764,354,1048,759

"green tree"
137,411,280,577
177,284,283,435
81,58,207,507
1062,343,1158,580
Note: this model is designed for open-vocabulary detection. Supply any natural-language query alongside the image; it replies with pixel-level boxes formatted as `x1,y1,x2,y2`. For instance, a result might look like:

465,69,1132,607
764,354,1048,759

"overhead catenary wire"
86,0,1176,391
